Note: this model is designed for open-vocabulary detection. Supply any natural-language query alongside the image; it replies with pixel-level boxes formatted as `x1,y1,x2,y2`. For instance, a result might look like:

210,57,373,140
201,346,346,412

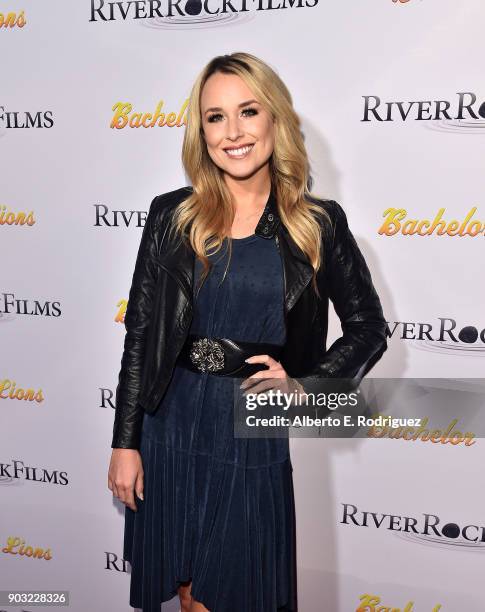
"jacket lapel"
276,225,314,313
257,186,314,312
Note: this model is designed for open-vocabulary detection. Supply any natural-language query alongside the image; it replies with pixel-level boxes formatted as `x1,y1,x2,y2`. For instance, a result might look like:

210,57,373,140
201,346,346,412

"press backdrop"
1,1,484,611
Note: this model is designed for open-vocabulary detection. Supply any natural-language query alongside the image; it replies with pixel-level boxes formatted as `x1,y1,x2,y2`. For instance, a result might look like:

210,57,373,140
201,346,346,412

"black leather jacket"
111,185,388,449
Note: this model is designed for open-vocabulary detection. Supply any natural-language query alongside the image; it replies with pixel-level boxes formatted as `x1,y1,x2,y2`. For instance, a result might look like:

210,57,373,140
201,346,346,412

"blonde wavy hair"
170,51,330,295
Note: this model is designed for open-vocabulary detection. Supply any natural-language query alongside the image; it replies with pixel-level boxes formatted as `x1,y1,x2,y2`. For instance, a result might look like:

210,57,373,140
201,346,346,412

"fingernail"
138,492,144,500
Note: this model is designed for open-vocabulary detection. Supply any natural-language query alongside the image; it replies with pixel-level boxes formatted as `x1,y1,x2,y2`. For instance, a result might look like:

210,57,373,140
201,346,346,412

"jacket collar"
254,185,280,239
159,185,314,313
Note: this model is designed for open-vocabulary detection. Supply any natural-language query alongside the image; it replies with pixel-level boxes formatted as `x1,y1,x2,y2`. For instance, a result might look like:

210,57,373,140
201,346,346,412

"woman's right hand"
108,448,144,512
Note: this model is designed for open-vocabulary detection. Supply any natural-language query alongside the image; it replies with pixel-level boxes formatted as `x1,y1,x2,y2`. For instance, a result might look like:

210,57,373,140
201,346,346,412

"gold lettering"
449,431,464,445
129,112,142,128
402,426,415,440
2,537,52,560
16,10,26,27
166,112,177,127
141,112,153,127
176,98,189,126
357,593,439,611
389,426,404,439
416,219,431,236
429,208,446,235
458,207,477,235
150,100,165,127
378,208,406,236
464,434,476,446
5,12,16,27
467,220,483,237
381,206,483,237
402,219,418,235
440,419,458,444
357,593,381,611
429,429,442,443
412,417,429,441
446,220,460,236
2,536,21,553
116,299,127,323
111,102,132,129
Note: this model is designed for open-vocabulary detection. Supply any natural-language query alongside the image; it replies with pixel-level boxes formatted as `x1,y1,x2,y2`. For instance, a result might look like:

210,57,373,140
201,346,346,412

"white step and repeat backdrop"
1,1,484,611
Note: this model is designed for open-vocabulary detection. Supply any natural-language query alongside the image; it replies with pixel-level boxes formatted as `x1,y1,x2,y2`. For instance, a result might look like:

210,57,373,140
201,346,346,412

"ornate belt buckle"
189,337,225,373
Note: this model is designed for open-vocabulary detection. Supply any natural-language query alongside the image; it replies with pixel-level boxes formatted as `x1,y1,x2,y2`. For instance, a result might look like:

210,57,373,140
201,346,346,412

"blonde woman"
108,52,387,612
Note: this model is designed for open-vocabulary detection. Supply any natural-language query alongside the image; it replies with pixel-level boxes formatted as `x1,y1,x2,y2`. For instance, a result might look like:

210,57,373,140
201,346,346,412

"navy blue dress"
123,233,297,612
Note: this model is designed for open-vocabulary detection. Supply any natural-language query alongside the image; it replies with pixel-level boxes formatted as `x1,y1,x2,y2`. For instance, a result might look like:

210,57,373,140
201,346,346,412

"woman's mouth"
223,144,255,159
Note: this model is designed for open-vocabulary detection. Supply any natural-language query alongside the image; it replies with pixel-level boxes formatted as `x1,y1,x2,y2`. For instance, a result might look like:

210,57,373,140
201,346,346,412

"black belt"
177,334,284,378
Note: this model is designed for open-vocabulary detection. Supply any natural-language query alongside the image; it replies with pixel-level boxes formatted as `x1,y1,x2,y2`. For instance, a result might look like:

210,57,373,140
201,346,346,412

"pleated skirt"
123,369,298,612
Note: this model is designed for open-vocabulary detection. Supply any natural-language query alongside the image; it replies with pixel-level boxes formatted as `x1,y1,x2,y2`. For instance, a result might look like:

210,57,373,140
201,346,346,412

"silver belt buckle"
189,337,225,373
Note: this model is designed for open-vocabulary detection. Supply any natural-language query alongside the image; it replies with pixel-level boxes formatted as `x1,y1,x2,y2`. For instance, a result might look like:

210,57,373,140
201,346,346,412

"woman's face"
200,72,275,181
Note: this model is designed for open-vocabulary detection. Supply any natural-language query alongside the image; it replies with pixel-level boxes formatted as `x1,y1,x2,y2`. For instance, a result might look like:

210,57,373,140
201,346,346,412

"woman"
108,52,387,612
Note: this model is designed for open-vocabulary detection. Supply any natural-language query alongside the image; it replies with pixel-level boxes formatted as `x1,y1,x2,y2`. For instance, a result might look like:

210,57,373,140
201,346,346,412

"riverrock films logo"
0,106,53,130
362,91,485,133
89,0,319,27
341,503,485,549
105,551,130,572
94,204,148,226
387,317,485,356
0,459,68,486
0,293,61,319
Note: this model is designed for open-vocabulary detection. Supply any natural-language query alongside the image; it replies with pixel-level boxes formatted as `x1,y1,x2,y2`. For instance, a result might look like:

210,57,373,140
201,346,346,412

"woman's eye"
206,108,258,123
242,107,258,117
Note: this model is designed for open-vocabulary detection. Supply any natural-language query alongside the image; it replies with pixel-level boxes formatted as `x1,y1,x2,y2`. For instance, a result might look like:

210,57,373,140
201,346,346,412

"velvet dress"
123,231,297,612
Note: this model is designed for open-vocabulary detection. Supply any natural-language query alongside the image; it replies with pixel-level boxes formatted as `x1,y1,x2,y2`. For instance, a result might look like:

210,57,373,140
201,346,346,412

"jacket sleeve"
111,195,161,450
300,200,388,390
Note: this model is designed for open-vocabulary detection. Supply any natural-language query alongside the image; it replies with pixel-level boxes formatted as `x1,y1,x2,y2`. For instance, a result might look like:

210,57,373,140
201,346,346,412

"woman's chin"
220,160,269,181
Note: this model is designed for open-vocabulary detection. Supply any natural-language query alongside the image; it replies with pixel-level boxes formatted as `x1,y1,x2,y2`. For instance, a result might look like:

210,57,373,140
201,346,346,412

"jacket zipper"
275,234,289,322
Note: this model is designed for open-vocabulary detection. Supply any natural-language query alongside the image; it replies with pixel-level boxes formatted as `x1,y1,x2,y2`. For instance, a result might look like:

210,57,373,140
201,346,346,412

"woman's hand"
240,354,308,406
108,448,144,512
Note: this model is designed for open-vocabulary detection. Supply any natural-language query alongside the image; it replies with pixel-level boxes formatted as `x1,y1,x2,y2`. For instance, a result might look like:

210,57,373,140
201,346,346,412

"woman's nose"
224,115,244,140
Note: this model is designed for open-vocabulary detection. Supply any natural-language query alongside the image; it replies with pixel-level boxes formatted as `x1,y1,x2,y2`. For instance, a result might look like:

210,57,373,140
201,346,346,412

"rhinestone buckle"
189,338,225,373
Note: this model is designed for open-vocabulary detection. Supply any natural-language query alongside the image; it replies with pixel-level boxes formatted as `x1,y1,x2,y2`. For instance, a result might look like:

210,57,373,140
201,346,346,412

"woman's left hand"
240,354,307,404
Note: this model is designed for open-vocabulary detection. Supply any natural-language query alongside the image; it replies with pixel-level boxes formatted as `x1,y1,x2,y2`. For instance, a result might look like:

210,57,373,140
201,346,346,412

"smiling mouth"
223,143,255,159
